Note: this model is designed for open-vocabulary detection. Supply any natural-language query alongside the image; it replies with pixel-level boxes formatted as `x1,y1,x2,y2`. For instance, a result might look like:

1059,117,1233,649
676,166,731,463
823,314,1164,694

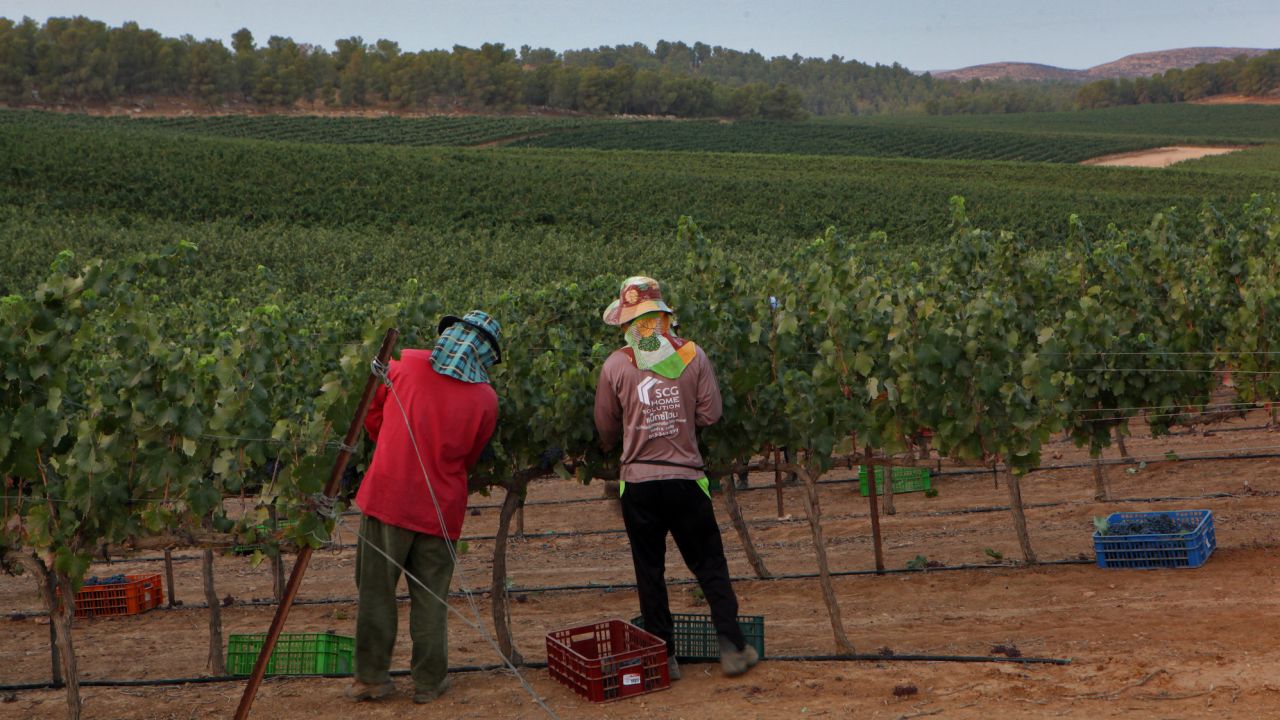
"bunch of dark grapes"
83,574,127,587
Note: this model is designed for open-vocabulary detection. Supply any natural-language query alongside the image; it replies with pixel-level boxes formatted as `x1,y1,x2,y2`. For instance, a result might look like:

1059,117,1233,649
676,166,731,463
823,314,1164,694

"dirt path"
4,410,1280,718
1081,146,1245,168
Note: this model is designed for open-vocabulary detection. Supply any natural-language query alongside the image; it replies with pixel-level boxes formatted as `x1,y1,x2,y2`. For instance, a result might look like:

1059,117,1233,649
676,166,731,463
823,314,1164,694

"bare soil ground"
4,410,1280,718
1081,146,1245,168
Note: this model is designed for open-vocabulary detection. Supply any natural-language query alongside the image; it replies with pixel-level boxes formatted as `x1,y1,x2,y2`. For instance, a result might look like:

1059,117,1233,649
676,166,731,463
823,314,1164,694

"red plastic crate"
546,619,669,702
73,574,164,618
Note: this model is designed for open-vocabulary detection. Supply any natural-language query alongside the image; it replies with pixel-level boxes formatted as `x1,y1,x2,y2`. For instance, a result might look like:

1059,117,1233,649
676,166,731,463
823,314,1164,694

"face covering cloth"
624,312,697,379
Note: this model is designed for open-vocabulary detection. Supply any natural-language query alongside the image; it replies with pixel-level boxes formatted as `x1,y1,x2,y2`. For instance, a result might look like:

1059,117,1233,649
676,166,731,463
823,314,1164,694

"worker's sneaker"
345,679,396,702
667,655,681,681
718,636,760,677
413,676,451,704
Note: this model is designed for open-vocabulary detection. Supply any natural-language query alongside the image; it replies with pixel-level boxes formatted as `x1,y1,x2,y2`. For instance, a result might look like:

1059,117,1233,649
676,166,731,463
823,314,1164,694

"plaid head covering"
430,310,502,384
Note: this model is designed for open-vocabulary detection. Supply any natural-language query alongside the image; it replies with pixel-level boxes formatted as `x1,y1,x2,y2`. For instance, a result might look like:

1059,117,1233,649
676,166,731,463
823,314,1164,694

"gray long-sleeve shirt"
593,344,723,483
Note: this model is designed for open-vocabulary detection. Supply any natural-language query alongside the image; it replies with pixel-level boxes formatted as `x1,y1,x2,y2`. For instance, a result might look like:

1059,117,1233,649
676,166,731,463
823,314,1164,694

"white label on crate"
622,673,642,687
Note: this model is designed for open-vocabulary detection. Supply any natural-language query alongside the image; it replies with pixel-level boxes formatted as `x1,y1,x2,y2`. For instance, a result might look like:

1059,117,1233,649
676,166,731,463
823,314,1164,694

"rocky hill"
933,47,1273,82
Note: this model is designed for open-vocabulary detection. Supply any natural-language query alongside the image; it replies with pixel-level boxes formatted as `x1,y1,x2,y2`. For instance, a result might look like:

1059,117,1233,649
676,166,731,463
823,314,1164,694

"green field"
512,104,1280,160
2,107,1276,308
6,104,1280,164
0,110,589,148
843,104,1280,142
509,120,1180,162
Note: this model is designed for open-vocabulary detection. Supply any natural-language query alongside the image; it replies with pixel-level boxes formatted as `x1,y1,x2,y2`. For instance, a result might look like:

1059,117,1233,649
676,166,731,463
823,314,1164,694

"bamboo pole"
234,328,398,720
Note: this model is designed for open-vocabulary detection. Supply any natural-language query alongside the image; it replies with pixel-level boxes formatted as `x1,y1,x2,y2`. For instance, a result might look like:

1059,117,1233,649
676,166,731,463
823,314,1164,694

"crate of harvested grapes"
73,574,164,618
1092,510,1215,569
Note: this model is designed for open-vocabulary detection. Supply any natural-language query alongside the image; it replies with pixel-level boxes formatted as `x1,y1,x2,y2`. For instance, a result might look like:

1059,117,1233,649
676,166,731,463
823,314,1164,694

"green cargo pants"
354,514,455,694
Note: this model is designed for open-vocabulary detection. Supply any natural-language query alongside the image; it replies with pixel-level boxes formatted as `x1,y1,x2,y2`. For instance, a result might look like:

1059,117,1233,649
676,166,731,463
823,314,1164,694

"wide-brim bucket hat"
431,310,502,384
437,310,502,363
602,276,673,326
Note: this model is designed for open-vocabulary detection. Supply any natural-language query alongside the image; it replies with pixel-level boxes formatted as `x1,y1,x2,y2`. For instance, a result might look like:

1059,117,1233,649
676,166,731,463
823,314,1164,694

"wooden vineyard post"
26,557,79,718
234,328,398,720
1092,456,1111,502
269,506,285,604
202,544,225,675
864,448,885,574
492,476,529,664
163,548,177,607
1005,469,1038,565
773,448,786,518
881,461,897,516
793,462,855,654
46,572,62,688
720,468,772,579
49,571,80,719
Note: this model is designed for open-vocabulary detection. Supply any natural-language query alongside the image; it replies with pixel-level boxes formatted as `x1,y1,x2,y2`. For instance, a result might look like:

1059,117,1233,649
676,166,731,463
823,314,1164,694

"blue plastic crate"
1093,510,1215,569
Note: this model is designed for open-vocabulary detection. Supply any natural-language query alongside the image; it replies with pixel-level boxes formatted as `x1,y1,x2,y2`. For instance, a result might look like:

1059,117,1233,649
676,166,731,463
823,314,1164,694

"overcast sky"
6,0,1279,71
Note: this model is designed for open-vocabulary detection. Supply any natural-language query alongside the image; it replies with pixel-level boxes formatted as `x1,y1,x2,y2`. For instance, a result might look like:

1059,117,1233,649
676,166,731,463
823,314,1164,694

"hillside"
1087,46,1273,77
932,63,1088,82
934,46,1272,82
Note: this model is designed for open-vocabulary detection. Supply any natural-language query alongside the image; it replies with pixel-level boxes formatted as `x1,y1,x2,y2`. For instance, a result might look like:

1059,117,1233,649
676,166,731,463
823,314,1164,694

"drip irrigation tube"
425,449,1280,512
10,558,1092,615
98,484,1262,567
926,492,1246,517
1020,451,1280,475
497,559,1097,595
100,527,633,565
0,652,1072,691
85,447,1280,566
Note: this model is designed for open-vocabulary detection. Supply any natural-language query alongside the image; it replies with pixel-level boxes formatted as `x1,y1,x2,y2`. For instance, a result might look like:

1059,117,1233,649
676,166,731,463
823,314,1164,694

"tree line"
1077,50,1280,109
0,15,1085,118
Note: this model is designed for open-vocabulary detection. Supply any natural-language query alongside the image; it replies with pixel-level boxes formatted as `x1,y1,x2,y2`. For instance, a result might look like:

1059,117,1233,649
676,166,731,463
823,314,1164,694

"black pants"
620,478,746,654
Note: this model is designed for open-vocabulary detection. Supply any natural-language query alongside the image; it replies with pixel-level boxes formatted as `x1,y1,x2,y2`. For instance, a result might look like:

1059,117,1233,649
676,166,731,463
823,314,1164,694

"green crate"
857,466,931,496
226,632,354,676
631,613,764,661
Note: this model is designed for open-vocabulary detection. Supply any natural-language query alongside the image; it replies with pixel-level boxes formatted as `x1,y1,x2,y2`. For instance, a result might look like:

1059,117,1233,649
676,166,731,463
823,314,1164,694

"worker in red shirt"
593,277,758,681
347,311,501,704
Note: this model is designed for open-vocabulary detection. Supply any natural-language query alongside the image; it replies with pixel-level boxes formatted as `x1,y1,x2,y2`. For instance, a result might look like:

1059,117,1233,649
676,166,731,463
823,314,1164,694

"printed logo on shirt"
637,376,661,405
636,376,685,439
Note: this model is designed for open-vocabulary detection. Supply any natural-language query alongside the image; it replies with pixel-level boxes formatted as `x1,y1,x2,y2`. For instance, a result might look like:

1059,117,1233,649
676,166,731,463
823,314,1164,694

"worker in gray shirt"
593,276,759,680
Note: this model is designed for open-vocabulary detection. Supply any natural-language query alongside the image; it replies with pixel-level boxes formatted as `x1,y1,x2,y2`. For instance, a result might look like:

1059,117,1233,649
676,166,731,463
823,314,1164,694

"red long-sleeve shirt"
356,349,497,540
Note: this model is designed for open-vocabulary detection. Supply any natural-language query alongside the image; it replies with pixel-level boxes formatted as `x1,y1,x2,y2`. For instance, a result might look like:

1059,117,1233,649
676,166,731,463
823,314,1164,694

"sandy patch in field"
1081,145,1244,168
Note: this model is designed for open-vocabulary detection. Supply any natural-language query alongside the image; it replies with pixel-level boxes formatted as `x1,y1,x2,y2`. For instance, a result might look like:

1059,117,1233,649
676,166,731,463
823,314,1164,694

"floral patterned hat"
602,276,673,326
